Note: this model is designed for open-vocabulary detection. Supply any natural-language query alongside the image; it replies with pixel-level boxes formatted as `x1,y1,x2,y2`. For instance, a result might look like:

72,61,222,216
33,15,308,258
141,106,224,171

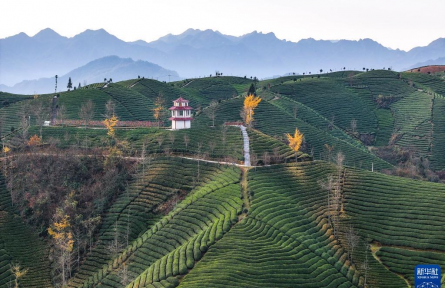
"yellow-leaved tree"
153,93,166,127
28,135,42,146
103,115,119,138
48,214,74,287
3,146,10,154
286,128,304,162
10,263,28,288
242,94,262,126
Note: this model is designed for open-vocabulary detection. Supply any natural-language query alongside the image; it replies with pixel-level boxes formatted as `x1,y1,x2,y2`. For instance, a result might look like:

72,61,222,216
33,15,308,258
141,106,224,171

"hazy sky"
1,0,444,51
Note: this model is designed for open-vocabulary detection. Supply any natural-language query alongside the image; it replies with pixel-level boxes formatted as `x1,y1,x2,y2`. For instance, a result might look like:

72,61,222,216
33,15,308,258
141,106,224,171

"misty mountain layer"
0,56,179,94
1,28,445,86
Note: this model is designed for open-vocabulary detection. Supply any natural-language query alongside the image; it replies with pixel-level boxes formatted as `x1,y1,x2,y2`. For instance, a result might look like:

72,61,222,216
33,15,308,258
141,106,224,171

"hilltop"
1,69,445,287
406,64,445,74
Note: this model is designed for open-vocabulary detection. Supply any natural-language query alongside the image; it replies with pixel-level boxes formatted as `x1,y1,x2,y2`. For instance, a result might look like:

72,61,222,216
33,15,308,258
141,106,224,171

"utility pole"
168,74,171,82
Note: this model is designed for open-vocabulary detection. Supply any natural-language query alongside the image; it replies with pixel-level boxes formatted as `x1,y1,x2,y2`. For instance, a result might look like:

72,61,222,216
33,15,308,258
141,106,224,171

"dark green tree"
67,77,73,91
248,83,256,95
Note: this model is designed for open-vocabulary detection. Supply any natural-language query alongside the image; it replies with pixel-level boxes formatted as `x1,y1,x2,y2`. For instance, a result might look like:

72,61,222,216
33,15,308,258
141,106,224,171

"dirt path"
241,168,250,208
370,242,411,288
181,80,194,88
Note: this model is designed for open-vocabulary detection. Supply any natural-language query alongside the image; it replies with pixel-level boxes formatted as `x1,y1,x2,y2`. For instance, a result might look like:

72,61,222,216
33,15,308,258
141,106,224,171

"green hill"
1,71,445,287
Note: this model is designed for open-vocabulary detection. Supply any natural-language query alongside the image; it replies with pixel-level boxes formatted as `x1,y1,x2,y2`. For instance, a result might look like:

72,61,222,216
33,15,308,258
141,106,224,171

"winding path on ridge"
225,124,250,167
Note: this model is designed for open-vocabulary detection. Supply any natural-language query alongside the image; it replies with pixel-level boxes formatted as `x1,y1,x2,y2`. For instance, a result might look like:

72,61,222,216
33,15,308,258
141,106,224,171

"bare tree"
197,141,203,157
33,101,48,138
104,100,116,118
82,216,101,254
318,175,335,231
328,115,335,131
335,151,345,178
361,243,371,287
292,106,298,118
221,125,228,154
350,119,357,134
318,175,342,239
272,147,282,163
324,144,335,162
345,225,360,264
208,141,216,157
262,151,270,165
183,134,190,152
58,105,66,126
19,116,30,143
168,132,175,149
327,154,346,239
82,136,91,149
250,153,258,168
331,179,342,239
118,264,131,286
125,204,131,247
72,227,84,271
156,135,164,152
0,115,4,139
204,100,219,127
141,140,147,177
108,221,124,258
79,100,94,127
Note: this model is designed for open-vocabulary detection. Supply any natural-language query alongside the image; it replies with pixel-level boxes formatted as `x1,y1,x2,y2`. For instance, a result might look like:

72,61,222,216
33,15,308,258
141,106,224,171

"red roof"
169,117,193,121
169,106,193,111
173,97,189,103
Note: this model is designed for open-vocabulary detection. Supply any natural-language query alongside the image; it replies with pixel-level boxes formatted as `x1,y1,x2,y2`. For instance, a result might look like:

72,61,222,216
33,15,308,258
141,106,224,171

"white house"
169,97,193,130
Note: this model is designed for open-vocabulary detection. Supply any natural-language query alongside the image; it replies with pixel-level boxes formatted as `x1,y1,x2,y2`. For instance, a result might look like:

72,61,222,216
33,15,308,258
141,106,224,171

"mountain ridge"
1,28,445,86
0,55,180,94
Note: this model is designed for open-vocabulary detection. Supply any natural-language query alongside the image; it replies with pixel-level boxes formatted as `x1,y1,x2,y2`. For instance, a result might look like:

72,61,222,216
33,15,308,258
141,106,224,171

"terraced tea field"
2,70,445,287
342,167,445,287
0,175,52,287
270,78,378,134
69,159,243,288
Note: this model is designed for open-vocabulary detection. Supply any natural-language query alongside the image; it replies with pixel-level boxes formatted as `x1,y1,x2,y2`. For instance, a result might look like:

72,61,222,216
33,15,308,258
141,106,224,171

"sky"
1,0,444,51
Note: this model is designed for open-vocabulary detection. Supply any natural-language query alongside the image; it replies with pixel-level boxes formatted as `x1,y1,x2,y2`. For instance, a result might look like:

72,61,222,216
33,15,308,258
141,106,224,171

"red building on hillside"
169,97,193,130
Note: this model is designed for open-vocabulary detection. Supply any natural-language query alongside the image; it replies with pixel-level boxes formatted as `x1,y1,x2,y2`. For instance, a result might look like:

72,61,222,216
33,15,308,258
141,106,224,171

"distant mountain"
0,28,165,86
1,28,445,86
144,30,409,77
406,57,445,70
0,56,179,94
405,38,445,64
